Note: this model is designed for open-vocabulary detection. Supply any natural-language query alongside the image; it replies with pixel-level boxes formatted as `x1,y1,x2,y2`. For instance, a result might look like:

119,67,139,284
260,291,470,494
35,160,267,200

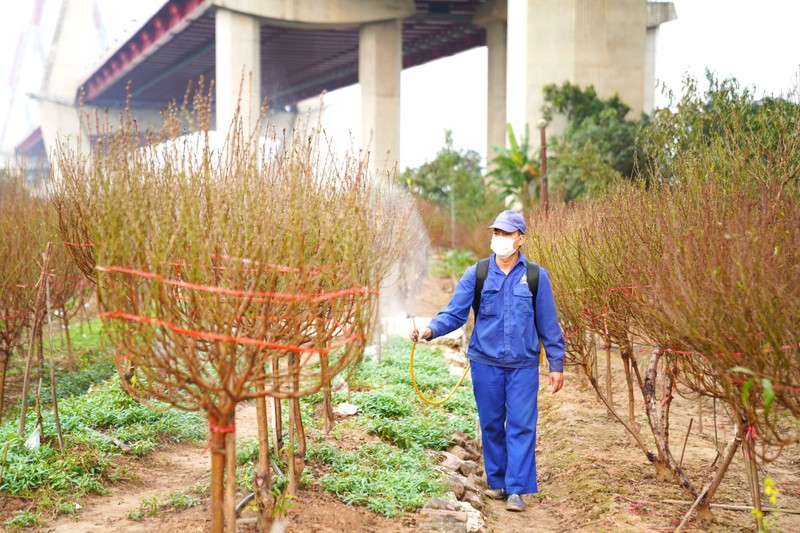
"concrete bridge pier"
38,0,93,171
215,8,262,139
475,0,509,165
359,19,403,172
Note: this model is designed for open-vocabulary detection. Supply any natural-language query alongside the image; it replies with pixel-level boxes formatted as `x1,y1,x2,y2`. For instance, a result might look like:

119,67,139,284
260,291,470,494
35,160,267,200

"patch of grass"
237,436,261,464
0,378,206,502
308,440,444,517
348,337,477,450
357,386,414,418
164,490,201,509
3,510,44,529
9,335,117,420
127,509,145,522
219,337,477,517
299,337,476,514
48,350,117,397
128,490,200,521
189,480,211,497
43,317,110,356
364,409,473,450
29,350,117,408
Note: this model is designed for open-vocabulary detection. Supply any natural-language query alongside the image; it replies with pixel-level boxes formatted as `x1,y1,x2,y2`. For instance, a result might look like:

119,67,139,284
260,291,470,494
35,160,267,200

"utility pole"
538,119,549,214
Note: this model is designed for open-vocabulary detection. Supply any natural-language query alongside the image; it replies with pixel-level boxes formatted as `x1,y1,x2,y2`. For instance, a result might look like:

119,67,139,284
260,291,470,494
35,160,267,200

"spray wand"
409,316,471,405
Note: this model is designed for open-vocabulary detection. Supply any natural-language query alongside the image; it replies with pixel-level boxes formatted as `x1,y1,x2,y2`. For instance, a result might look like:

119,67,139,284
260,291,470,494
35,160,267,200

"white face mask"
491,235,520,259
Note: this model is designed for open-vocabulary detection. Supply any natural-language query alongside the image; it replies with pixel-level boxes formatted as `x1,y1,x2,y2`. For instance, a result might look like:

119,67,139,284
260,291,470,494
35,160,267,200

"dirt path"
44,402,260,533
482,497,561,532
40,401,407,533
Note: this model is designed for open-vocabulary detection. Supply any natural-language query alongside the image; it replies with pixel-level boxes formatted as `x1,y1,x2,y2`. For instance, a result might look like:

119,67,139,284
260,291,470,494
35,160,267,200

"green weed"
364,410,473,450
220,337,477,517
301,337,475,515
309,440,443,516
3,510,44,529
40,350,116,399
351,337,476,449
127,490,200,521
270,484,295,517
43,318,109,355
0,378,205,503
356,386,413,418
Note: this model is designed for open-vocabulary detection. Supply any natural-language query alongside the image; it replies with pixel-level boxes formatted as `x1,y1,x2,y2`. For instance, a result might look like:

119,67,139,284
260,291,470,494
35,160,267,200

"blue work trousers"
470,360,539,495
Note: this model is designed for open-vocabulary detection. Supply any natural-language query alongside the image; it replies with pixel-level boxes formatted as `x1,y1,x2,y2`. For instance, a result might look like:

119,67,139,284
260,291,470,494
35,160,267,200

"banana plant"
487,123,540,212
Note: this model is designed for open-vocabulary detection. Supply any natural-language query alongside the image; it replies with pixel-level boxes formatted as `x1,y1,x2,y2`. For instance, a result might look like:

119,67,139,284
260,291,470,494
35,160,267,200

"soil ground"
4,268,800,532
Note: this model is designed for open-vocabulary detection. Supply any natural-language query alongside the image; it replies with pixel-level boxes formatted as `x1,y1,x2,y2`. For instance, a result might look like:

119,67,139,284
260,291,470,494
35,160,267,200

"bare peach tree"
0,172,50,423
529,78,800,528
51,88,410,532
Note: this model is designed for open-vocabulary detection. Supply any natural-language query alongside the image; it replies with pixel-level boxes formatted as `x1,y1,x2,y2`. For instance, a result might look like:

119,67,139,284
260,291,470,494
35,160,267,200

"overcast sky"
1,0,798,167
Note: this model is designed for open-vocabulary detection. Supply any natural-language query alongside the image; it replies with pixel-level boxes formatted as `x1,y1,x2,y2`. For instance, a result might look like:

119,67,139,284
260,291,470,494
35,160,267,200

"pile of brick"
418,430,487,532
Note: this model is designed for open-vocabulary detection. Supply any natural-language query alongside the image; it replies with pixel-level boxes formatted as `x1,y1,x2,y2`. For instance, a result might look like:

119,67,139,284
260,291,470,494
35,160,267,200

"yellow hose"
409,341,471,405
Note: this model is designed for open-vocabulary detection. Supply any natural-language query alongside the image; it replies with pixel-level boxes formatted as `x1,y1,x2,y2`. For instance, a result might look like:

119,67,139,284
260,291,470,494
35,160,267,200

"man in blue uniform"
410,209,565,512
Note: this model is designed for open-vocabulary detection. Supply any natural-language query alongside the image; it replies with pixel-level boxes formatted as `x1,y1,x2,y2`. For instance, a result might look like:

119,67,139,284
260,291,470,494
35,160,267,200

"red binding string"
100,311,364,355
96,264,376,302
743,425,758,460
200,414,236,455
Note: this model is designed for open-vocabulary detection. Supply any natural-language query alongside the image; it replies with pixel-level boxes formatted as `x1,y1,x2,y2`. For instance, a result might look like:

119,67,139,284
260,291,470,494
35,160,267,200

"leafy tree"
638,71,799,187
399,130,499,226
486,124,540,213
542,82,647,202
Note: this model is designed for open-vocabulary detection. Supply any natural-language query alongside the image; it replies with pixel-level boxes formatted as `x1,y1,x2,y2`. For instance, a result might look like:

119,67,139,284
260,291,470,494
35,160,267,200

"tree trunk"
47,277,64,449
19,332,39,437
323,387,335,434
270,359,283,454
604,338,614,417
620,343,638,434
697,397,705,436
61,310,74,368
700,423,741,520
744,433,764,531
255,392,273,531
643,348,697,498
287,353,306,496
291,397,306,488
677,424,742,527
209,408,236,533
209,423,226,533
224,423,237,533
320,352,335,433
287,398,297,497
629,349,645,393
0,350,10,424
592,335,600,402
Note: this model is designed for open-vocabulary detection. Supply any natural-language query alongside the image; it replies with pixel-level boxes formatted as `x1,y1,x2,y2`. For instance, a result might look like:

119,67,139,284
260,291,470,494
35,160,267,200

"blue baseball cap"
487,210,526,234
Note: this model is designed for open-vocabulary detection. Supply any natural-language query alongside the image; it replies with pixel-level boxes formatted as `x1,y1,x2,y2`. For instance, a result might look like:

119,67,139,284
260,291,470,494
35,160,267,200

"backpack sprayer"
408,259,541,405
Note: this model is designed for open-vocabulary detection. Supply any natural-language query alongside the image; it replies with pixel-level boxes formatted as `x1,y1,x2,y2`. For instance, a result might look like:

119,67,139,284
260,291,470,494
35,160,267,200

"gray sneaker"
485,487,507,500
506,494,526,512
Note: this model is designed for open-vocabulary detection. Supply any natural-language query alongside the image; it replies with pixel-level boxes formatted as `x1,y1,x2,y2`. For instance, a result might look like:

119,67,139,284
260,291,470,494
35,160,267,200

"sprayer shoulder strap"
472,258,540,316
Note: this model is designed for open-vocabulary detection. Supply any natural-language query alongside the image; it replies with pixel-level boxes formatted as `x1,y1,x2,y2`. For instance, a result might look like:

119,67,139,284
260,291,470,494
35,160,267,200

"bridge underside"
83,1,486,111
19,0,676,172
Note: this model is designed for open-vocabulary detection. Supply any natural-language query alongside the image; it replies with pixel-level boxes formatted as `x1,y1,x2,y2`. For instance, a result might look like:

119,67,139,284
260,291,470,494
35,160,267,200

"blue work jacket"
427,253,565,371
